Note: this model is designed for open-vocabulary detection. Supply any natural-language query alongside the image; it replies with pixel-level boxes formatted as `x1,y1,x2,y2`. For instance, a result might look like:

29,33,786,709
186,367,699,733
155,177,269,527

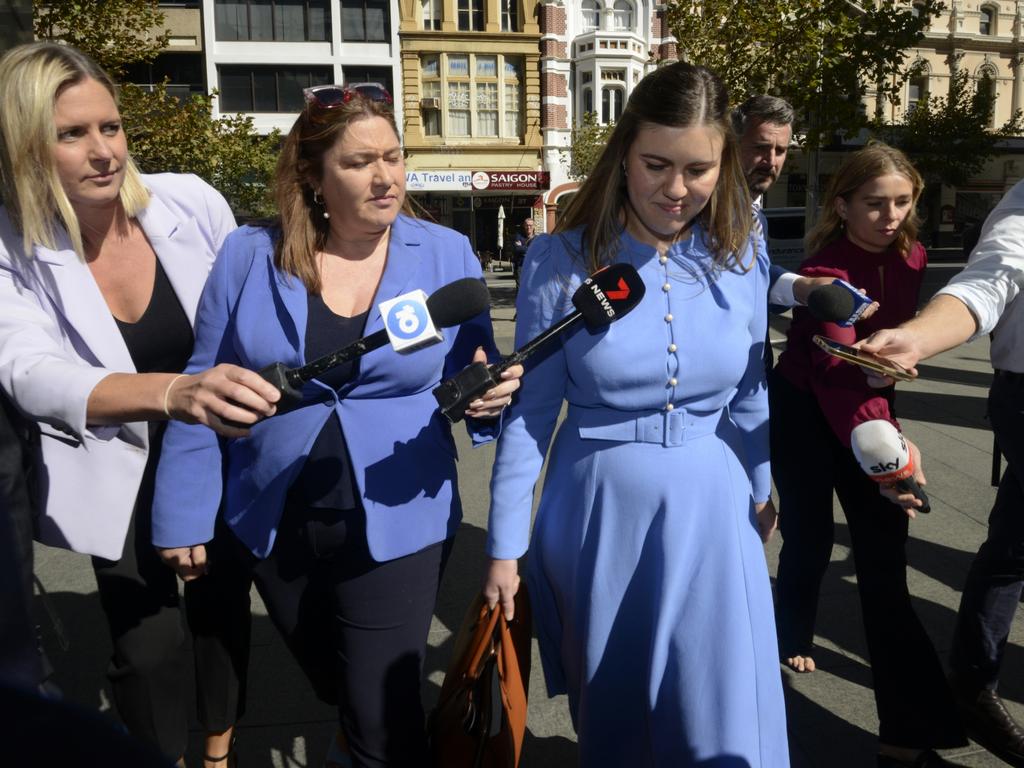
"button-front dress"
487,225,790,767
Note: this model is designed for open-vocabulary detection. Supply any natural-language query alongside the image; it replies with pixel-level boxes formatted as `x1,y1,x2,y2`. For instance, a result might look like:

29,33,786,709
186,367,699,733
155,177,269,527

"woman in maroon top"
771,144,966,767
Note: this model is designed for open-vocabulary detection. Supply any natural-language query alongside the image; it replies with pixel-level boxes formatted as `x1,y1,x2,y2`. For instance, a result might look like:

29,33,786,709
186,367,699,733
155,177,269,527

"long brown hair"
805,143,924,259
273,93,413,293
556,62,751,273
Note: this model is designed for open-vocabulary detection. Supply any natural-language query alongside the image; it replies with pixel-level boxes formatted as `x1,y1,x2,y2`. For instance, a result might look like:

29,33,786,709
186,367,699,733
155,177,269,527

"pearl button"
662,283,671,292
669,378,678,386
668,343,677,353
664,313,673,322
665,403,675,412
659,255,668,265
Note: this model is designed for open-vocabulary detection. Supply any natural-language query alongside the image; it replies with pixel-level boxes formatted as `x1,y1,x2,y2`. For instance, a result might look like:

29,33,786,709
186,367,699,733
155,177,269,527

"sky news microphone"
434,262,646,422
807,279,874,326
225,278,490,428
850,419,931,513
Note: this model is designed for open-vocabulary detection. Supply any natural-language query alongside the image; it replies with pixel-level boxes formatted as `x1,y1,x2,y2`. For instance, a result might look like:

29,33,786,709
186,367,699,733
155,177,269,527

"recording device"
806,279,874,326
433,263,646,423
850,420,931,513
226,278,490,428
812,335,914,382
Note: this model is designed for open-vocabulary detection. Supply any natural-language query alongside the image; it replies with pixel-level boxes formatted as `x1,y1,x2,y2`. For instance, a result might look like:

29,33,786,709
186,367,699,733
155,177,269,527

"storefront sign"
471,171,550,191
405,171,472,191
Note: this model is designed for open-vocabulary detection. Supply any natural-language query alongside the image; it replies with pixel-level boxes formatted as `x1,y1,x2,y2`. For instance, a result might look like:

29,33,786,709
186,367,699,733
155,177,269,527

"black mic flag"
433,263,645,422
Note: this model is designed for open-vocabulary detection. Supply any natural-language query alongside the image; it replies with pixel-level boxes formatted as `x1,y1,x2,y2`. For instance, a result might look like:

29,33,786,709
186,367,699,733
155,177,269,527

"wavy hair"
556,62,751,273
805,143,924,259
0,42,149,258
274,94,413,293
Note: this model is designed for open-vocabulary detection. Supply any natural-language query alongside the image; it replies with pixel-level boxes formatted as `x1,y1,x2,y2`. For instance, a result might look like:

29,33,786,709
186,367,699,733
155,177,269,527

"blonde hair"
0,42,149,258
805,143,924,259
273,94,413,293
556,62,751,273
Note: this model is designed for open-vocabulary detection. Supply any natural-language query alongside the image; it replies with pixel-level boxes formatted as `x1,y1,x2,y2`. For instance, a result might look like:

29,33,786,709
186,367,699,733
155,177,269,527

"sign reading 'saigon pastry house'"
470,171,550,191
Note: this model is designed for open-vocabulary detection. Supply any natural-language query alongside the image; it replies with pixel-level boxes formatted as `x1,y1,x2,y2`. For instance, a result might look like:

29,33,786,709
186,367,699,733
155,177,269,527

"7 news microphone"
226,278,490,428
850,420,931,513
433,262,646,422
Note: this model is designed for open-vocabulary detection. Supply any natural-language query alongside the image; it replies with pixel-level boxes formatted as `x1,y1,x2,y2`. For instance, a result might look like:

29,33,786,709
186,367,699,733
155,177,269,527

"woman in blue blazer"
153,84,519,767
0,44,279,765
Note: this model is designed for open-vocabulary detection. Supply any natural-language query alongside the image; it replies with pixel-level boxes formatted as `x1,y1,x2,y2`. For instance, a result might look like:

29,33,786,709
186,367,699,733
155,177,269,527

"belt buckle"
663,409,685,447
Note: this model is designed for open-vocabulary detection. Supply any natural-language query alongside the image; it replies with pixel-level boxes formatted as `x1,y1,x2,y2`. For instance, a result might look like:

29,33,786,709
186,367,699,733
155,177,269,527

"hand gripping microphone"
228,278,490,427
433,262,646,423
807,279,874,326
850,420,931,513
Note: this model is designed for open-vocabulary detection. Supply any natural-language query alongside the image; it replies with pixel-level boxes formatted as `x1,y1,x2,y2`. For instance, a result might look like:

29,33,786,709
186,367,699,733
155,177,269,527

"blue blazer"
152,215,498,561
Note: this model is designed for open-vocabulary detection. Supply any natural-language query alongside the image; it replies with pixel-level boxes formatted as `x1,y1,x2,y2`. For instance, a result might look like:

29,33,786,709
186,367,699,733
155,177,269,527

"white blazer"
0,173,236,559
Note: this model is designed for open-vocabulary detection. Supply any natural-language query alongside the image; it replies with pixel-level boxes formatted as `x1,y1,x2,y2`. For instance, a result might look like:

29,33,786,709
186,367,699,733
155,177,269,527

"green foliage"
119,83,281,217
667,0,942,148
870,63,1022,188
34,0,170,78
561,111,615,181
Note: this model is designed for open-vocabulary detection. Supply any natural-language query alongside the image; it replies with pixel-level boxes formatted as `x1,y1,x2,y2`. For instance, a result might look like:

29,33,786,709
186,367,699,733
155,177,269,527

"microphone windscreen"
571,263,646,328
850,420,914,483
425,278,491,328
807,283,857,324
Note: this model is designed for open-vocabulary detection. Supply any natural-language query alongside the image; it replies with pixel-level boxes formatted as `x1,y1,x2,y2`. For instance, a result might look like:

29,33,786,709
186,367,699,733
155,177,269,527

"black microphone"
226,278,491,428
807,280,873,326
433,263,646,422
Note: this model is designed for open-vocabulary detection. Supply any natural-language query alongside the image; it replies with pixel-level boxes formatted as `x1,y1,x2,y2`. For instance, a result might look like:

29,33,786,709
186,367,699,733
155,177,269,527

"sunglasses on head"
303,83,394,111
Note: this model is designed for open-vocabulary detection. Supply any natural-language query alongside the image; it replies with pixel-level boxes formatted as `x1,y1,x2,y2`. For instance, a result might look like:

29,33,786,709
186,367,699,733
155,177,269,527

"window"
500,0,518,31
612,0,632,30
582,0,601,31
602,86,624,123
457,0,484,31
978,68,998,126
218,65,331,112
124,53,206,100
582,87,593,114
421,0,441,29
419,53,523,139
341,0,388,41
907,74,927,114
214,0,330,41
343,66,393,94
979,5,995,35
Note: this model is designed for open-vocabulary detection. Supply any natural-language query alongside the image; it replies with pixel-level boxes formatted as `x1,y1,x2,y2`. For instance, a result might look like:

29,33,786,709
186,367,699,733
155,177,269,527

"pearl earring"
313,189,330,220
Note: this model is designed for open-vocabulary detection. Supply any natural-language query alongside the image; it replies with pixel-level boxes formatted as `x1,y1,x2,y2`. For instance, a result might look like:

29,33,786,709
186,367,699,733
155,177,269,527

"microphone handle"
292,330,389,384
896,476,931,514
220,361,305,430
433,311,584,423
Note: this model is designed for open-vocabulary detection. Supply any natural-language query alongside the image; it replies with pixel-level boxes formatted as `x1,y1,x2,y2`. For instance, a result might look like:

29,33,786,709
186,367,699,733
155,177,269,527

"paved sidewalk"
30,264,1023,767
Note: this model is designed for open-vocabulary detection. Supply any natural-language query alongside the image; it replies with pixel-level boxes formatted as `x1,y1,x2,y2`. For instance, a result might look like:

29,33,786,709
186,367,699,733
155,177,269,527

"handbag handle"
463,603,502,681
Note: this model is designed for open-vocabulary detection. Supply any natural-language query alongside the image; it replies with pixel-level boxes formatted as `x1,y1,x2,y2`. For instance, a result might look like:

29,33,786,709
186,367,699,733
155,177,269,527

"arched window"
601,86,624,123
583,87,593,115
907,74,928,114
612,0,633,31
979,5,996,35
582,0,601,31
977,65,998,126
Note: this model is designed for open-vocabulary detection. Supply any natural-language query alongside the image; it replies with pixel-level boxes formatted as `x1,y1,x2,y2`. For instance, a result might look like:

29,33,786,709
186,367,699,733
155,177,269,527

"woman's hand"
755,499,778,543
878,438,926,519
484,558,520,621
463,347,524,420
166,364,281,437
157,544,209,581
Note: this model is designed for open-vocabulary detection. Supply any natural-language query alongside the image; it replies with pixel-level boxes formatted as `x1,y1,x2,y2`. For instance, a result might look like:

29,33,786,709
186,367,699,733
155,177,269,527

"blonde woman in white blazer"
0,43,279,767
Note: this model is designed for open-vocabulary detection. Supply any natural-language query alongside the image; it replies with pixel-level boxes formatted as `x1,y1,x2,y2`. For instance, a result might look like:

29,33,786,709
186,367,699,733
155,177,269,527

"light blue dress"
487,225,789,767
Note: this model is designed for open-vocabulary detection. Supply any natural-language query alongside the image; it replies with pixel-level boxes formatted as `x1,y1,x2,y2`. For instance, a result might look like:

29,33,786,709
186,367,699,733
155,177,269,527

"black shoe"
955,688,1024,767
876,749,962,767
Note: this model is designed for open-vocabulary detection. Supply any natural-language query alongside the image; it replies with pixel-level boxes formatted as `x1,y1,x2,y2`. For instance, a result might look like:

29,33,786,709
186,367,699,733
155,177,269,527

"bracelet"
162,374,188,418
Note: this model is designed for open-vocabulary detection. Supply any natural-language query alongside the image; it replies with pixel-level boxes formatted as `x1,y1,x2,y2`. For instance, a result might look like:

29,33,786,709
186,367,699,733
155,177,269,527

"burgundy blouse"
774,235,927,447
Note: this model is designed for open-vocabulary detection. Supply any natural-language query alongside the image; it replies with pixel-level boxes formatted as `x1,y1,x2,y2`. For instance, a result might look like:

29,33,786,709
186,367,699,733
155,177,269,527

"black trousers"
91,504,247,760
950,371,1024,691
770,371,965,748
217,502,449,768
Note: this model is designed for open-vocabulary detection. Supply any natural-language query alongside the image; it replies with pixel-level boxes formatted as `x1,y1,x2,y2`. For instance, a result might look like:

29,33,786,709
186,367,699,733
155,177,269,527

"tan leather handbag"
430,587,532,768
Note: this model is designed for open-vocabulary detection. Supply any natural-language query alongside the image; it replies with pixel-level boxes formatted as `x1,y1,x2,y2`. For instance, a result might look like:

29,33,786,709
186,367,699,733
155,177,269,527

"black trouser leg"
92,506,189,761
832,437,965,749
770,372,838,658
951,373,1024,692
252,503,448,768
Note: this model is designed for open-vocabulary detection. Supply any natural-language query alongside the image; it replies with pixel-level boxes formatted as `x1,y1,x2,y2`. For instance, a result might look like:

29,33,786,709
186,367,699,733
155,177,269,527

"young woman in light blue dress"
484,62,789,767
